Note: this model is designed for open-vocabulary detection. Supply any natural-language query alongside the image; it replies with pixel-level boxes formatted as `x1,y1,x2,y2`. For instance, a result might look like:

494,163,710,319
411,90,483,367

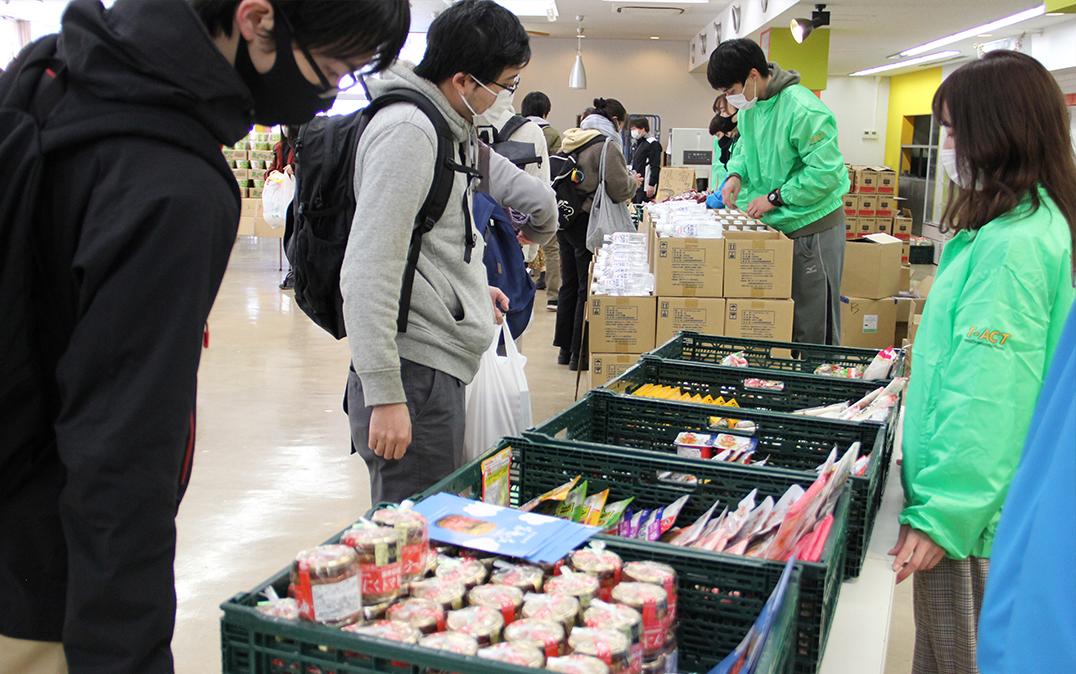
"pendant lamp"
569,16,587,89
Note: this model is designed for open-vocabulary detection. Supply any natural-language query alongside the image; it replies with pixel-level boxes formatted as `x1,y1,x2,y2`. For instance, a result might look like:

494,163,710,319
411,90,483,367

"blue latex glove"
706,179,729,209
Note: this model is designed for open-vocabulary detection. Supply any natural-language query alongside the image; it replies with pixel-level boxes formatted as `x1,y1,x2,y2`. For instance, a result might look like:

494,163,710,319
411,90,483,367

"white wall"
820,76,890,166
1031,17,1076,74
521,37,719,143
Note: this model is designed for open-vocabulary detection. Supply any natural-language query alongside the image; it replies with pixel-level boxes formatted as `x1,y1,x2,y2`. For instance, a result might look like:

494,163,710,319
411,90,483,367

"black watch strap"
768,188,784,207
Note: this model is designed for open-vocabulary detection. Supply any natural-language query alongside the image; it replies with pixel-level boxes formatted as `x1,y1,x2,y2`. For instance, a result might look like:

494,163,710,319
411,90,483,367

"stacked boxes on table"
222,130,280,238
842,165,911,255
840,232,931,349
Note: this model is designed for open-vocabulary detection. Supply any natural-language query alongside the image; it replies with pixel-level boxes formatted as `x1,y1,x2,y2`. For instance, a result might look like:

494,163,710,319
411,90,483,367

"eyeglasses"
277,8,366,99
475,75,521,95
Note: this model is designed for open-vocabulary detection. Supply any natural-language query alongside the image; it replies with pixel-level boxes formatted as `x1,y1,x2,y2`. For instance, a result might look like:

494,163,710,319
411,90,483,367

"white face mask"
631,129,644,140
460,76,505,122
940,147,973,189
727,77,758,111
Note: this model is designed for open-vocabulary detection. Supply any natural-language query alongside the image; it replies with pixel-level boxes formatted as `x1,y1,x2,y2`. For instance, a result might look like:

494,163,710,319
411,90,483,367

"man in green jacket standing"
709,39,849,345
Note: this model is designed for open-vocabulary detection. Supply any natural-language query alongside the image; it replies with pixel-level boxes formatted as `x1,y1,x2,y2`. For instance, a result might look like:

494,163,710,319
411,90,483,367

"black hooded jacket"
0,0,252,671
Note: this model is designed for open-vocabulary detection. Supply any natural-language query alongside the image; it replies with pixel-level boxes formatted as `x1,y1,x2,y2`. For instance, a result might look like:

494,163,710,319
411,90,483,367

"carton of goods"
876,167,898,196
892,209,913,239
857,196,877,218
842,194,860,217
875,196,898,218
872,217,894,234
845,216,860,238
854,166,897,196
842,233,903,299
855,218,874,237
589,295,657,353
655,167,697,202
899,264,912,293
655,297,726,345
653,236,724,297
840,297,897,349
722,229,792,299
724,299,794,341
587,353,642,390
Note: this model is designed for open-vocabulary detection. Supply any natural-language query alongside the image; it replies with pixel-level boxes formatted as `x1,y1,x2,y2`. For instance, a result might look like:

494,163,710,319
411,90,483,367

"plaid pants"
913,557,990,674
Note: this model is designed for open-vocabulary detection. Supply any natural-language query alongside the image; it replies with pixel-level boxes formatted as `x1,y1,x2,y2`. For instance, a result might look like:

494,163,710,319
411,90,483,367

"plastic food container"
419,631,479,656
570,548,623,602
386,597,446,634
290,545,362,626
445,605,505,647
341,525,402,605
503,618,566,658
255,597,299,620
611,583,669,658
490,564,545,593
435,557,489,589
467,584,524,625
584,602,644,674
342,619,420,645
568,628,632,674
477,642,545,668
545,572,601,610
622,562,678,625
371,508,429,584
522,593,581,633
546,654,612,674
410,578,467,611
362,599,393,622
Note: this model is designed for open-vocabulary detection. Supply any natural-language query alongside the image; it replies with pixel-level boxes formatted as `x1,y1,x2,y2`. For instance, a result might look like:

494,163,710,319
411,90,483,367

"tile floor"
172,237,916,673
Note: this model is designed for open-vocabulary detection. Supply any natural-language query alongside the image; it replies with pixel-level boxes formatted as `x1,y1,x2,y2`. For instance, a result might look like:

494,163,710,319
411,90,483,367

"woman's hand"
888,525,947,583
489,286,510,324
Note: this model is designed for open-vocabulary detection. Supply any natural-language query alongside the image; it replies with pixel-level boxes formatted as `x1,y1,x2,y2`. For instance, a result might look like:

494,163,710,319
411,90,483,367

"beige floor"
172,237,915,673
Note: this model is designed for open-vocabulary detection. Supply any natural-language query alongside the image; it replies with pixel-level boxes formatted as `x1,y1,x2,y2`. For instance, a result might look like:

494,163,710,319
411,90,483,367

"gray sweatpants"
347,359,465,505
790,208,845,345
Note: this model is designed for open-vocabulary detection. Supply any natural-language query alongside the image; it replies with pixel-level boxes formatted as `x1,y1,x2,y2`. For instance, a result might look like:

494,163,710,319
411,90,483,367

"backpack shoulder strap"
498,114,528,142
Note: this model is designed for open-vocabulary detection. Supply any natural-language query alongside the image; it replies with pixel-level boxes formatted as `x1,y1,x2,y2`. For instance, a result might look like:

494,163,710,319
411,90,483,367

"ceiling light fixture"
898,4,1045,57
850,50,962,77
649,36,661,40
790,4,830,44
569,16,587,90
494,1,559,21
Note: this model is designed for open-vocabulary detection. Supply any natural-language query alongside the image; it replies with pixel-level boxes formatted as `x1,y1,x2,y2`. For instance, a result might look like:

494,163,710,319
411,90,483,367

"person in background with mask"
628,116,662,204
553,98,637,371
708,38,848,345
475,85,549,182
706,95,739,208
0,1,409,672
890,50,1075,674
341,0,557,505
522,90,562,309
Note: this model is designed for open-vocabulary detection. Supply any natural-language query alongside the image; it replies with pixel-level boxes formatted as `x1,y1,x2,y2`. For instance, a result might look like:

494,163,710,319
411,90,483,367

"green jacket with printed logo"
726,64,849,233
901,187,1074,559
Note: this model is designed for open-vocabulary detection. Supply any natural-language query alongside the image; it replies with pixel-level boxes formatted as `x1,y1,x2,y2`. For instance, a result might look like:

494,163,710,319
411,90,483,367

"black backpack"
477,114,542,171
288,89,476,339
549,136,607,230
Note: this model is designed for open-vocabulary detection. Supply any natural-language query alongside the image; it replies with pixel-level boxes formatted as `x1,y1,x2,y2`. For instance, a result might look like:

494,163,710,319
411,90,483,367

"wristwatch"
767,188,784,208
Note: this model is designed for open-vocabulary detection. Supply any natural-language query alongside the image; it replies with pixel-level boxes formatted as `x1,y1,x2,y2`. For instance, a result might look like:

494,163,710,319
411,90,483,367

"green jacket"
726,65,849,234
901,187,1074,559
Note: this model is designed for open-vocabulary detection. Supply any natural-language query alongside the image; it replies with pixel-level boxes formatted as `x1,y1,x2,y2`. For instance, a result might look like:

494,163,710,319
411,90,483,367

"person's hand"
888,525,947,583
645,185,655,199
634,173,644,188
490,286,510,324
283,165,294,177
369,403,411,460
746,195,776,220
722,176,742,208
517,231,536,246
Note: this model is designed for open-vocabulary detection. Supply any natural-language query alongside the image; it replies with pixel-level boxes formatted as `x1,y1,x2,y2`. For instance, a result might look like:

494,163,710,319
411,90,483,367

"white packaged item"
463,323,532,461
261,170,295,228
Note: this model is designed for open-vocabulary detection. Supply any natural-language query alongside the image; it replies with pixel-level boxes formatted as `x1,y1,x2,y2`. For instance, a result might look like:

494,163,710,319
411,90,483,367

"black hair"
707,38,769,90
521,91,551,118
192,0,410,72
414,0,531,84
629,116,650,132
584,97,628,126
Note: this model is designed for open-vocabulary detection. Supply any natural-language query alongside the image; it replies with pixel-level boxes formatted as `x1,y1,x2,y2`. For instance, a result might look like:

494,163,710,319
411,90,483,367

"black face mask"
715,115,737,135
234,13,336,125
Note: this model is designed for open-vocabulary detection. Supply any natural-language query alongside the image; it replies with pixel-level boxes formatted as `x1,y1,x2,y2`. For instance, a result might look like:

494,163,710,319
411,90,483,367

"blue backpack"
473,190,536,339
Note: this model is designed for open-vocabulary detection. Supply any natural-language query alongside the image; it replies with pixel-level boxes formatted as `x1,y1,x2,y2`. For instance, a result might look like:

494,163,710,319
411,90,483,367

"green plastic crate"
415,437,850,674
527,389,882,580
220,518,799,674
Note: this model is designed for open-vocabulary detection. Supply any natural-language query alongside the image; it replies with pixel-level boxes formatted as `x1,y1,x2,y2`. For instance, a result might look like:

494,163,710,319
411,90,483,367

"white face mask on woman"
631,129,644,140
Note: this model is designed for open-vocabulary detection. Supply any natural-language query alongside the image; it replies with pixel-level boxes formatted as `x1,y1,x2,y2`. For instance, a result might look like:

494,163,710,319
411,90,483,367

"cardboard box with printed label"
724,299,794,341
840,296,897,349
589,295,657,353
653,236,725,297
856,218,875,236
875,196,898,218
842,233,903,299
892,212,913,238
853,166,898,196
656,167,697,202
899,264,912,293
656,297,726,345
723,229,793,299
586,353,642,390
857,195,877,218
845,216,860,238
843,194,860,217
873,216,894,234
876,168,898,196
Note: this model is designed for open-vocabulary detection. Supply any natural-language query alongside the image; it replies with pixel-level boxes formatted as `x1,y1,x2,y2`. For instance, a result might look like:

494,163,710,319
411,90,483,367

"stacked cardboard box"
223,131,280,238
840,232,920,349
842,165,900,241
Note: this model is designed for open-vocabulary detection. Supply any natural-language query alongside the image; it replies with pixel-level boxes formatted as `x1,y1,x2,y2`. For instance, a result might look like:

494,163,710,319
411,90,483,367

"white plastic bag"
463,322,532,461
586,139,635,253
262,170,294,229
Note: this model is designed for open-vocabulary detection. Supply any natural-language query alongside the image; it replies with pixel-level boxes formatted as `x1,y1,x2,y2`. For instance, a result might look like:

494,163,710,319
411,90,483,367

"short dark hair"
414,0,531,84
629,116,649,132
707,38,769,90
521,91,551,118
584,97,628,126
193,0,410,72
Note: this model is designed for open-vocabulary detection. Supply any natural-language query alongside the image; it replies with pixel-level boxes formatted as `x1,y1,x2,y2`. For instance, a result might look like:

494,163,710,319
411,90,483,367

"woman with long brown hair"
891,50,1075,673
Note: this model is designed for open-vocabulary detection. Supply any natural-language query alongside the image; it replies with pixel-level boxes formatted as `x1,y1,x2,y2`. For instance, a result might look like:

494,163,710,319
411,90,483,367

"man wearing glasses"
0,1,407,672
341,0,557,505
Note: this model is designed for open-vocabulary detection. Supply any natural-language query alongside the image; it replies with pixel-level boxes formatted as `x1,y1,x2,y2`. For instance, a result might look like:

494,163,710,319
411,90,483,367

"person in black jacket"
0,1,408,673
629,116,662,203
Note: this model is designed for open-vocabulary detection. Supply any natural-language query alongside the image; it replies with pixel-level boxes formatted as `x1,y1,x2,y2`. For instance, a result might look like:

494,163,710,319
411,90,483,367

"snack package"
697,489,757,552
570,544,624,601
387,598,446,634
652,495,690,540
742,378,785,392
673,431,715,460
584,600,644,674
621,561,678,625
490,562,545,593
256,597,299,621
597,498,634,531
711,433,757,461
522,592,581,633
446,605,506,647
724,495,774,556
668,502,720,547
610,583,670,657
568,628,632,673
845,377,906,422
813,363,865,379
419,631,479,656
853,454,871,477
863,347,898,381
520,476,581,512
720,351,749,367
579,489,611,525
794,401,850,418
504,618,567,659
545,569,601,610
481,447,513,507
556,481,589,520
469,584,525,626
708,417,757,435
342,619,420,645
434,556,488,588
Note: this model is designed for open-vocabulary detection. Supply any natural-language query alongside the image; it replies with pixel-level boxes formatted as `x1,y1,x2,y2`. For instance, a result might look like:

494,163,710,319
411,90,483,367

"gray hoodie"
340,63,557,406
760,62,801,100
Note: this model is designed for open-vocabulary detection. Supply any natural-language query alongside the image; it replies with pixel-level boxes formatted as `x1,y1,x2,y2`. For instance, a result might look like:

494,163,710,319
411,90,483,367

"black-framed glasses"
276,7,364,99
475,75,521,95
